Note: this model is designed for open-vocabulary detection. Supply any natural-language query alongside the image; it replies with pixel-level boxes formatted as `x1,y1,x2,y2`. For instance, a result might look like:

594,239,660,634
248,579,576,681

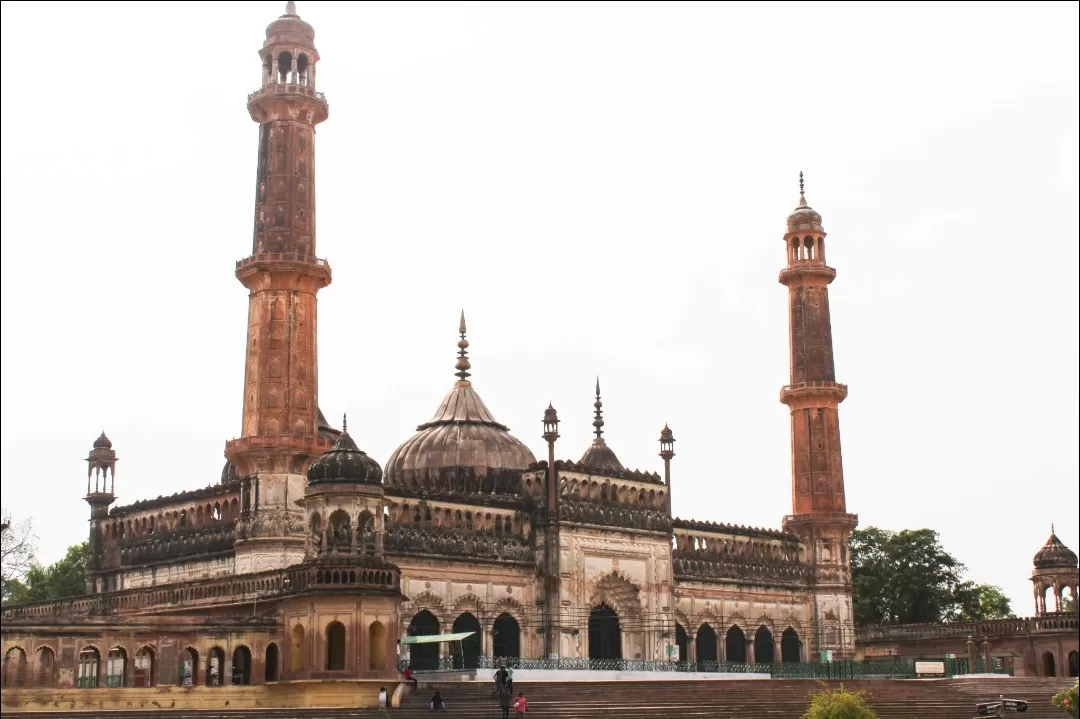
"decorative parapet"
110,483,239,517
673,517,796,542
856,615,1079,642
383,525,533,565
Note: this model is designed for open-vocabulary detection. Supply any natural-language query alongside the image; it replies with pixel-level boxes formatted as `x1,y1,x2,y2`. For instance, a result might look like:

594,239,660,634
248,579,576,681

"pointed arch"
754,626,774,663
492,613,521,659
696,623,718,665
232,646,252,685
675,622,688,663
781,627,802,663
35,646,56,687
408,610,441,671
179,647,198,686
368,621,387,671
134,646,155,687
589,603,622,660
451,613,482,670
326,622,346,671
77,646,100,688
265,642,280,682
726,625,746,664
3,647,27,688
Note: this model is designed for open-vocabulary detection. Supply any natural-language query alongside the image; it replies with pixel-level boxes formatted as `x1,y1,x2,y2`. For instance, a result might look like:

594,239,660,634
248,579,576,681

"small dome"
307,430,383,486
384,313,536,493
384,383,536,491
579,439,624,473
265,2,315,45
1033,529,1078,570
221,460,238,484
93,432,112,450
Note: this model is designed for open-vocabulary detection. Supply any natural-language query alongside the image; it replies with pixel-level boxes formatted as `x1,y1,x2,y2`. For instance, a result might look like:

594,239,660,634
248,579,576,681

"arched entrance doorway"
326,622,346,671
754,627,774,663
451,613,482,670
1043,651,1056,677
726,626,746,664
781,628,801,663
408,610,441,671
1069,650,1078,678
675,623,688,663
492,613,521,660
589,604,622,661
696,624,718,666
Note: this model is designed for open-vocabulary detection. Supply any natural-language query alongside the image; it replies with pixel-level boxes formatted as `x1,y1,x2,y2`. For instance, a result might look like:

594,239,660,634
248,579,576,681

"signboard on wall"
915,661,946,675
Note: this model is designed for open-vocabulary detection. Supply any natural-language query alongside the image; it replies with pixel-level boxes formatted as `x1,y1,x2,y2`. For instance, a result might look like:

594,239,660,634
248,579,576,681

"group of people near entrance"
491,663,527,717
398,663,527,715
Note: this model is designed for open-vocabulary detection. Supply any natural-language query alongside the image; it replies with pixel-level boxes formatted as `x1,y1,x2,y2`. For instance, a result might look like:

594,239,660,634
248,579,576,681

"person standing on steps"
499,686,512,719
492,663,508,697
513,691,528,716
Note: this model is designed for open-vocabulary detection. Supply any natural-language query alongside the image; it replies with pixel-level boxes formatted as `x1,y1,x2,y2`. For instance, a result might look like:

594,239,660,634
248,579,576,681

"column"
747,639,755,664
774,636,782,664
718,632,726,663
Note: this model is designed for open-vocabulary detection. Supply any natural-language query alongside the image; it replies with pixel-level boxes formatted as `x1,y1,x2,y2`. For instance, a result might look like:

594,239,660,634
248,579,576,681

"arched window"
232,646,251,685
265,642,280,682
3,647,27,688
1043,650,1056,678
725,626,746,664
326,621,346,671
781,628,802,663
696,624,718,666
408,610,441,671
492,613,521,660
1068,650,1078,678
369,621,387,671
207,647,225,686
675,622,688,663
327,509,351,553
134,647,154,687
290,624,306,674
754,626,774,664
179,648,198,686
36,647,56,687
451,613,482,670
78,647,100,688
105,647,126,687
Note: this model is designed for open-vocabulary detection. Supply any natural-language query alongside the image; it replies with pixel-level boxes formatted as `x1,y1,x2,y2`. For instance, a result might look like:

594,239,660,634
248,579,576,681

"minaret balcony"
779,380,848,406
778,262,836,286
235,252,332,287
247,84,325,104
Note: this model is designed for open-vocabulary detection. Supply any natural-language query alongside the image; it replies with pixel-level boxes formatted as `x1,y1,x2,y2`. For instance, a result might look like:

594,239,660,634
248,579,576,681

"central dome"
383,313,536,495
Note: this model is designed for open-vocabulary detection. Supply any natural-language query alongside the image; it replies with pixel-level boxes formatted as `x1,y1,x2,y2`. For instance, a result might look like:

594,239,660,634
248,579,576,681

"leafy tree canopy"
850,527,1012,627
803,685,877,719
4,541,88,605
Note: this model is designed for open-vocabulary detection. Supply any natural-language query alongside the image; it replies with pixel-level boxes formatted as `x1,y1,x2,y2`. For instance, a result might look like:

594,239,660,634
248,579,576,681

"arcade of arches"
405,610,523,670
673,622,803,665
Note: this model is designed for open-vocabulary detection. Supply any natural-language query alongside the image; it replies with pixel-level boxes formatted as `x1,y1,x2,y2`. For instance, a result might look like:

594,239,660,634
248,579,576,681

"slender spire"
342,413,348,433
455,310,472,385
1051,523,1055,535
285,1,297,15
592,377,605,440
797,170,808,208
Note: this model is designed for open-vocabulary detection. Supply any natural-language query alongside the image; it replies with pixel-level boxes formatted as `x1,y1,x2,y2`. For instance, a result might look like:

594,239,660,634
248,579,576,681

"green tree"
958,584,1014,620
850,527,999,626
1063,595,1077,613
1,509,36,605
803,685,877,719
5,542,88,604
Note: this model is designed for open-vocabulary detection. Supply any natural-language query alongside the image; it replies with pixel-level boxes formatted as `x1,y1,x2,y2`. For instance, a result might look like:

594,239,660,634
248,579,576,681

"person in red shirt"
513,692,528,715
403,665,418,690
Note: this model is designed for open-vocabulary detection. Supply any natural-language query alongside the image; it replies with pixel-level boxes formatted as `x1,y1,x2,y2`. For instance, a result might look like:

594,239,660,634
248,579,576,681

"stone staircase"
7,677,1073,718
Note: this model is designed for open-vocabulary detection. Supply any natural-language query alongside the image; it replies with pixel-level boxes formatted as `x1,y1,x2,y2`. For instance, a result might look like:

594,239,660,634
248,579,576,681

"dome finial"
798,171,809,208
1051,522,1055,534
592,376,605,440
342,413,348,433
285,1,297,15
454,310,472,385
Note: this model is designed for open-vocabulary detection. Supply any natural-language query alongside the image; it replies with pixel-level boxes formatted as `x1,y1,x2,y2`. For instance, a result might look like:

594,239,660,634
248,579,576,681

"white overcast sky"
1,1,1077,615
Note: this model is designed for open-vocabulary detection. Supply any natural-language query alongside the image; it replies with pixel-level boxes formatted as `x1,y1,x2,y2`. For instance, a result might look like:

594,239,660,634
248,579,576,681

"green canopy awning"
400,631,476,645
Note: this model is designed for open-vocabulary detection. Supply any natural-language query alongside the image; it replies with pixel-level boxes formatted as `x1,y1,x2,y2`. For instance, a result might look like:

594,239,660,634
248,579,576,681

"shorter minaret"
541,402,561,659
659,424,675,510
84,432,117,594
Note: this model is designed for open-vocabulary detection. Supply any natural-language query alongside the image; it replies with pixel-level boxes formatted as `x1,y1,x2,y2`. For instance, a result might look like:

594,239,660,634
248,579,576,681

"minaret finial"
342,413,348,432
592,376,605,440
797,170,809,208
1051,522,1055,535
455,311,472,384
286,1,297,15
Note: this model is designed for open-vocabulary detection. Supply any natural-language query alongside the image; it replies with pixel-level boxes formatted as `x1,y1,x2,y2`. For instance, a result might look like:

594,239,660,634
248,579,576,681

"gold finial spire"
592,376,605,440
454,310,472,385
342,413,348,433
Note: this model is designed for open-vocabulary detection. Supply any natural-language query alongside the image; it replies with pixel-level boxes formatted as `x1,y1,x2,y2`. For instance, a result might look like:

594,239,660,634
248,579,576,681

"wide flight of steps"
9,677,1074,718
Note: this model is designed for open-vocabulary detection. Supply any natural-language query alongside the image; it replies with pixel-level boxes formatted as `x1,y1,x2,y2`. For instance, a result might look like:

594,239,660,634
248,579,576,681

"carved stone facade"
1,5,871,707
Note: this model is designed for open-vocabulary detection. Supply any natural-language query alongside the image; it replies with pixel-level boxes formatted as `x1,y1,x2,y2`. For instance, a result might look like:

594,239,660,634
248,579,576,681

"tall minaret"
225,2,332,573
778,173,858,660
84,432,117,594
